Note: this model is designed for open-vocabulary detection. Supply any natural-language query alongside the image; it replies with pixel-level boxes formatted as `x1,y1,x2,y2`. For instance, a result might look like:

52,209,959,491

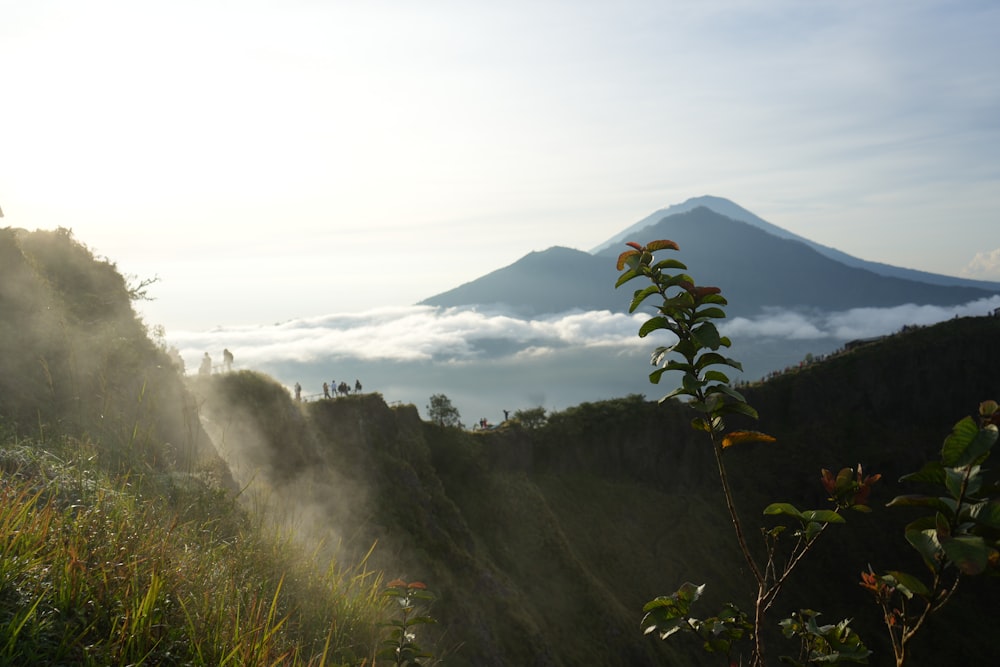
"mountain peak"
592,197,1000,292
589,195,790,254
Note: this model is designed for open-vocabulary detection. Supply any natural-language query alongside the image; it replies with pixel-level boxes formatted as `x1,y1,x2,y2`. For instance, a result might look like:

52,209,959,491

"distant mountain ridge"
592,195,1000,291
420,200,1000,318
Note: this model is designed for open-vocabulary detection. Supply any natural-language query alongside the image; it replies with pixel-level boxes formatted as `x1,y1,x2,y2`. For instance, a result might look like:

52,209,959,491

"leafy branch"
619,241,871,666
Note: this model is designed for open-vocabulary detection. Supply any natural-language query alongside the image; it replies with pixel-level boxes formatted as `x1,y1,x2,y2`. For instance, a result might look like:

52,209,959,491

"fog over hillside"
167,295,1000,423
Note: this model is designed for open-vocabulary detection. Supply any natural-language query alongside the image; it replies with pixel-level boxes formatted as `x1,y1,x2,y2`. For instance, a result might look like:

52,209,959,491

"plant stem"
708,431,767,665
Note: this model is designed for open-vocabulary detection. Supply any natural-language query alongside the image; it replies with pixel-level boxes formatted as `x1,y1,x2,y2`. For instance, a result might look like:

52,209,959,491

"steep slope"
0,227,230,481
418,245,623,316
195,314,1000,666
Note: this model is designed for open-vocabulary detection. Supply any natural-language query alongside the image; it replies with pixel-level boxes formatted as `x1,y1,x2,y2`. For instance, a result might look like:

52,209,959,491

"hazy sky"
2,0,999,331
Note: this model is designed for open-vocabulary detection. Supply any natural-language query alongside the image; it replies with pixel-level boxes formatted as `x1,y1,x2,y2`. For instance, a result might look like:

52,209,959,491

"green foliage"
512,406,547,429
377,579,437,666
778,610,871,665
820,465,882,512
862,399,1000,666
426,394,462,429
641,582,751,660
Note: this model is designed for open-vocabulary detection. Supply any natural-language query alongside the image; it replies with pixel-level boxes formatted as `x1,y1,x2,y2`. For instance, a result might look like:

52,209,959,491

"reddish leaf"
646,239,680,252
617,250,640,270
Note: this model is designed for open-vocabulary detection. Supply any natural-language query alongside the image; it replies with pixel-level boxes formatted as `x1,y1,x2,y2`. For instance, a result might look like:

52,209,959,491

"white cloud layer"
164,297,1000,421
169,297,1000,371
724,296,1000,342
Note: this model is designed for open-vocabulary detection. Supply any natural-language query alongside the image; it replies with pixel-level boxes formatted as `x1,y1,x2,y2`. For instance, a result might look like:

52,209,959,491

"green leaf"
717,401,759,420
899,460,946,485
659,386,691,402
695,352,743,372
708,383,748,404
958,424,998,467
800,509,846,524
693,306,727,321
703,370,731,383
615,268,640,288
630,284,662,313
676,581,706,602
884,571,930,598
682,372,705,393
691,322,722,349
944,465,982,499
639,316,672,338
764,503,804,520
942,535,990,575
968,500,1000,529
699,293,728,306
905,527,944,573
651,258,687,271
941,416,994,467
691,417,712,432
804,521,824,541
407,615,437,626
886,494,952,513
661,359,696,374
663,273,696,289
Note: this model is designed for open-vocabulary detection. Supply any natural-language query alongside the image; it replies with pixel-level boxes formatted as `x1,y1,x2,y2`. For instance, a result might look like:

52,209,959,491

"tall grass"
0,436,388,666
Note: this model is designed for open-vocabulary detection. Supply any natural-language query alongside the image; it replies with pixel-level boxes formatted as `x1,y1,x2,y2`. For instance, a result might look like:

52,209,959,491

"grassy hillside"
3,226,998,665
0,229,386,665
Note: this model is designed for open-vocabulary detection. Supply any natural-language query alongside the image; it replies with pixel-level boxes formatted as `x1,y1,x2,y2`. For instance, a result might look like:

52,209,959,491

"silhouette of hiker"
223,348,234,372
503,409,510,421
323,382,330,399
199,352,212,375
294,382,302,401
355,379,362,393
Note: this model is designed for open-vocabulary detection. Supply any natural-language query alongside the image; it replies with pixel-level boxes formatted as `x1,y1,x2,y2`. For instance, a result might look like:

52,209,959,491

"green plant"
618,240,871,666
778,609,871,666
861,399,1000,666
377,579,436,666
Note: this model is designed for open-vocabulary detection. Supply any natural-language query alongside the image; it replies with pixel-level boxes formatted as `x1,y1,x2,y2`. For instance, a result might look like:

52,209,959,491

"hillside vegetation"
2,227,998,665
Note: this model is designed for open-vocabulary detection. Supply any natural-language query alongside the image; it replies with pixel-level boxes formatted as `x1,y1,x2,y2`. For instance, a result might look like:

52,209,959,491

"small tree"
513,407,547,429
426,394,462,428
378,579,437,666
618,240,871,666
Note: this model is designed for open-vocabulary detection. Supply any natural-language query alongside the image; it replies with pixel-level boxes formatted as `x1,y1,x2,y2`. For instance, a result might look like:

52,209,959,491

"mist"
167,296,1000,424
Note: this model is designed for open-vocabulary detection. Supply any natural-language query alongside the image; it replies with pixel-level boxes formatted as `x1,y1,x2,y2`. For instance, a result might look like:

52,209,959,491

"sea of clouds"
167,296,1000,424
